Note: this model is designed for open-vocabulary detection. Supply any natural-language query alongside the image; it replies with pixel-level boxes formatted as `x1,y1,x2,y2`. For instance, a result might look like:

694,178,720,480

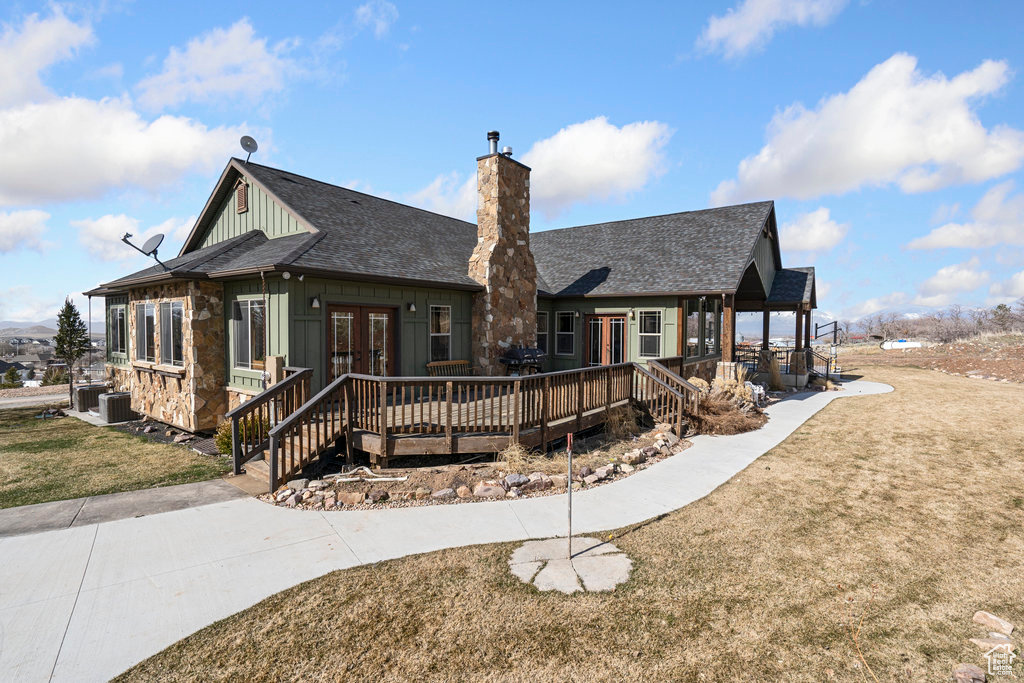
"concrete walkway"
0,480,248,538
0,380,892,682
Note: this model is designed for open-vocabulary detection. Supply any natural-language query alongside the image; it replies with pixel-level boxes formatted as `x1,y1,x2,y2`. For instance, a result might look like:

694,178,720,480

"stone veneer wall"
468,153,538,376
680,357,718,383
106,280,227,432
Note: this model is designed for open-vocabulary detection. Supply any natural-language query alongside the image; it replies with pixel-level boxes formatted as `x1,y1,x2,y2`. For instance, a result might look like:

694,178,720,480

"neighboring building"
86,131,816,433
0,359,28,381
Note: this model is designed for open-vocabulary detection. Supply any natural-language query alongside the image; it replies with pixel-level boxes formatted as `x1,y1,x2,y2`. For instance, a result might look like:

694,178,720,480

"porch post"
804,306,812,348
794,308,803,350
721,294,735,362
761,310,770,350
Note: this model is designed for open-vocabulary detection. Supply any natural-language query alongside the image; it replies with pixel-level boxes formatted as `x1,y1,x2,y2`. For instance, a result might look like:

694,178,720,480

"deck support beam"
762,310,770,350
721,294,736,363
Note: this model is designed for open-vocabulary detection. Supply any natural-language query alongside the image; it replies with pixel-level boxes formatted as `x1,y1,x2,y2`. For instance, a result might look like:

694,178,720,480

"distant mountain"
0,319,104,338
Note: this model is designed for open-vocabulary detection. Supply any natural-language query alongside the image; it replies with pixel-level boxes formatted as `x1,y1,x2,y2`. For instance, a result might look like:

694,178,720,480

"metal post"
567,431,573,559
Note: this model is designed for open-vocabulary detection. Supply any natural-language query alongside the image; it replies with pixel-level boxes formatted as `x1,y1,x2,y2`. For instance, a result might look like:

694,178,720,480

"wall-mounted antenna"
240,135,258,163
122,232,167,270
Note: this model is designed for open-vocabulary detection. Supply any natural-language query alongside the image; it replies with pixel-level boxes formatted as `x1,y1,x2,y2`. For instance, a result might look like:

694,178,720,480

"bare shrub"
605,404,642,440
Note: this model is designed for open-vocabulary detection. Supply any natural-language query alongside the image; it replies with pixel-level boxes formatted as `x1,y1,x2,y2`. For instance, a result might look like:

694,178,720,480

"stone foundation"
468,148,537,376
678,357,717,383
105,280,227,433
715,361,741,382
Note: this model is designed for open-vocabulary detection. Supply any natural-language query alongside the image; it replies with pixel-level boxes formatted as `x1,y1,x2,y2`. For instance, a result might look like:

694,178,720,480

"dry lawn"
0,406,231,508
119,364,1024,681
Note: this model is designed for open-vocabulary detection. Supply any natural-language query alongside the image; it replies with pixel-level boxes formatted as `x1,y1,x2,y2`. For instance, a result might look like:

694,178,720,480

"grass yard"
0,406,231,509
119,364,1024,681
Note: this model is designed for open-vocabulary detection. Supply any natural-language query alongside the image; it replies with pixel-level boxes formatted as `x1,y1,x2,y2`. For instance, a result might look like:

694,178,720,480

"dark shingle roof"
530,202,775,296
93,159,779,299
241,162,481,288
766,267,815,305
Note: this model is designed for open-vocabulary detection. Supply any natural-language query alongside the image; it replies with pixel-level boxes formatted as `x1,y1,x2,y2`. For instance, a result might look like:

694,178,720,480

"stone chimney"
468,131,538,375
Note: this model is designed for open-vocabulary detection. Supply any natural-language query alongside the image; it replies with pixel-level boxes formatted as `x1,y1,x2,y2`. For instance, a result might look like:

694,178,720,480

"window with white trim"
536,311,549,354
233,300,266,370
108,305,126,356
135,303,155,362
555,312,575,356
159,301,185,367
638,310,662,358
429,305,451,362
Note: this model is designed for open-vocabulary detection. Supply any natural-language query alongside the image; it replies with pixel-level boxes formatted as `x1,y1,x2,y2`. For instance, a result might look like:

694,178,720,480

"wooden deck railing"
261,362,698,492
225,366,312,475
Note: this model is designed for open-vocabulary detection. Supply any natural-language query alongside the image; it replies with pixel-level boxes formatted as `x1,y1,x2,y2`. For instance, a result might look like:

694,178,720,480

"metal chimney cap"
501,146,513,157
487,130,500,141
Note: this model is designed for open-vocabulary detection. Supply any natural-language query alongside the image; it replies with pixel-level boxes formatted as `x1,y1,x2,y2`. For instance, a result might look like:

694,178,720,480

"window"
235,181,248,213
429,305,451,362
704,299,719,355
159,301,184,367
555,312,575,356
685,300,700,358
135,303,155,362
536,311,549,354
638,310,662,358
233,300,266,370
108,305,126,355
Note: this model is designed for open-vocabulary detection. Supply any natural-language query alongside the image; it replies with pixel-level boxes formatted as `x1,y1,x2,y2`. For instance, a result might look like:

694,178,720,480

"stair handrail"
632,362,688,435
227,366,312,475
647,360,701,416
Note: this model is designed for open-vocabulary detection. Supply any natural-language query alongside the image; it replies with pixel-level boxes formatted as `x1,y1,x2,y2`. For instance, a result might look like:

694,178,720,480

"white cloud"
0,96,245,206
907,181,1024,249
355,0,399,38
407,172,476,221
408,117,672,221
711,54,1024,205
698,0,847,59
0,209,50,253
779,207,848,251
137,19,298,110
989,271,1024,300
0,10,250,207
72,214,195,263
522,117,672,219
911,258,990,306
0,285,66,322
842,292,908,319
0,8,93,107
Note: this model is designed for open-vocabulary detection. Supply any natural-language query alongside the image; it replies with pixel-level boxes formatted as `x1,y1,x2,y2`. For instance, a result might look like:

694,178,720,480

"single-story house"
85,131,817,435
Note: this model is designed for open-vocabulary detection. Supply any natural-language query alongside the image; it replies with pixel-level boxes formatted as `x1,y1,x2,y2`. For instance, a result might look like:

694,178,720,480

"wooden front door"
327,305,396,379
586,314,626,366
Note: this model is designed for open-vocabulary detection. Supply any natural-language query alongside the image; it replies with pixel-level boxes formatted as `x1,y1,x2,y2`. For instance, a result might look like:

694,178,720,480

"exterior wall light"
281,271,291,280
407,302,416,313
310,296,321,310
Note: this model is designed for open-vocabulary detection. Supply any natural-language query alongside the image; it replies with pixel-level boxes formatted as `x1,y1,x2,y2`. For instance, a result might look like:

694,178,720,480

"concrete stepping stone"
509,536,632,593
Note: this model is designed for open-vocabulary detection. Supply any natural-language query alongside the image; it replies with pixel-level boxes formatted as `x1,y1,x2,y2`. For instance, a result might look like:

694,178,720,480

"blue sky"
1,0,1023,324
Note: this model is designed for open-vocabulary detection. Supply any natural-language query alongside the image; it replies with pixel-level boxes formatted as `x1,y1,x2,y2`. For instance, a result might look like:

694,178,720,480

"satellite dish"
141,233,164,256
240,135,258,163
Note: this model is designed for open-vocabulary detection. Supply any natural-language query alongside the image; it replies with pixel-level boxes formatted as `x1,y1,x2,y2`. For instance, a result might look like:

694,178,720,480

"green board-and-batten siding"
288,278,474,391
539,296,680,372
751,232,778,296
224,279,289,391
198,180,307,250
104,294,129,366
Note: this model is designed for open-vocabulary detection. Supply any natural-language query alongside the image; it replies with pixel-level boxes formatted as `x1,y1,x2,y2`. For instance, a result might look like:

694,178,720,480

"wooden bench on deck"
426,360,474,377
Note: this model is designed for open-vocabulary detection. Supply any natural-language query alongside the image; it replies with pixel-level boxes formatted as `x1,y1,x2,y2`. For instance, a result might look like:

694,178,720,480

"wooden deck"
228,361,701,491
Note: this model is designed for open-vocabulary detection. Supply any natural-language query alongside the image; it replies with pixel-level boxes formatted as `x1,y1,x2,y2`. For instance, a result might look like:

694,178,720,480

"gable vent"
235,179,248,214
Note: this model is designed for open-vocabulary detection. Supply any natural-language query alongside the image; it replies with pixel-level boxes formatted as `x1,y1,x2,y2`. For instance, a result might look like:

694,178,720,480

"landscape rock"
367,490,389,503
301,490,313,501
173,433,193,443
473,482,506,498
285,494,300,507
287,478,309,491
456,485,472,498
308,480,326,490
310,495,323,506
974,610,1014,635
953,663,986,683
594,466,612,480
641,446,657,457
527,471,548,482
663,431,680,446
521,477,552,492
506,487,522,498
338,492,366,506
622,450,646,465
143,425,156,434
165,430,175,437
324,497,336,510
583,474,599,485
431,488,456,500
579,466,593,478
275,489,292,503
505,473,529,488
620,463,635,474
414,487,432,500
